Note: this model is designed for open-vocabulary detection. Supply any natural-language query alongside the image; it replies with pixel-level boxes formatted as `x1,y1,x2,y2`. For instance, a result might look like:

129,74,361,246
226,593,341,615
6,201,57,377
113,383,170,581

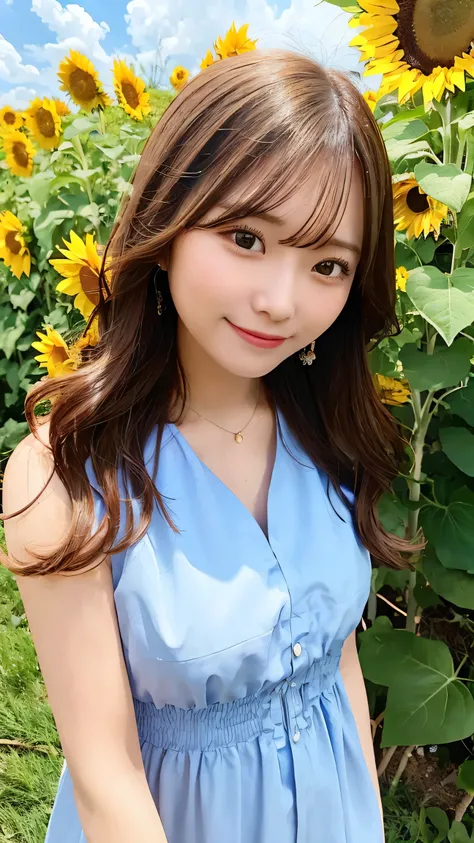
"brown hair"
1,47,425,576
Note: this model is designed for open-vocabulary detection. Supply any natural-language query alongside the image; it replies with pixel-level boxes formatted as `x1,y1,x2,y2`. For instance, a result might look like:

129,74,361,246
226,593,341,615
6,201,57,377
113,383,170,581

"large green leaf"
420,499,474,571
440,427,474,476
358,618,474,747
399,338,472,391
457,197,474,251
423,546,474,609
414,162,472,212
406,266,474,346
382,119,429,143
447,377,474,425
457,759,474,796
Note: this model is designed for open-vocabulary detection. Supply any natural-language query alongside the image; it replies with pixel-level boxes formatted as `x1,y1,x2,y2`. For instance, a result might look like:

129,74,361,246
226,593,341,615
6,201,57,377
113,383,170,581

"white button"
293,730,301,743
293,642,302,657
290,681,296,687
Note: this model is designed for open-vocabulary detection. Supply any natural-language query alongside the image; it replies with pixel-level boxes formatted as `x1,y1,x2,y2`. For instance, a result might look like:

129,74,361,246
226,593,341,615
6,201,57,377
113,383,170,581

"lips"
227,320,288,349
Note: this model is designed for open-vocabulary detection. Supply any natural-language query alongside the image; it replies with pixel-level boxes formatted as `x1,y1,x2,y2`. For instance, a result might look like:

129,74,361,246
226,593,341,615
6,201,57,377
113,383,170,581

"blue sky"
0,0,370,109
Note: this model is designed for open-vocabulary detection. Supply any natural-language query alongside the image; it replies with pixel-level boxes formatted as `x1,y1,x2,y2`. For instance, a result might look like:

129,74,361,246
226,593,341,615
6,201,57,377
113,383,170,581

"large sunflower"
113,60,151,121
24,97,62,150
50,231,103,319
393,176,449,239
58,50,112,111
214,22,258,60
32,326,80,379
0,106,23,132
350,0,474,108
1,130,36,177
170,66,190,91
0,210,31,279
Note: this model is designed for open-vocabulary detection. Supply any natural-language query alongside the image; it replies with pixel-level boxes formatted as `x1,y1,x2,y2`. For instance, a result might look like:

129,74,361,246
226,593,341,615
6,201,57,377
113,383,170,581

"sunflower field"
2,6,474,840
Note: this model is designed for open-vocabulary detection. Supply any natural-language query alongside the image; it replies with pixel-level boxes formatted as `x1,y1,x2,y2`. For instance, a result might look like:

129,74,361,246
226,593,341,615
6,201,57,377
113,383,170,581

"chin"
214,355,286,379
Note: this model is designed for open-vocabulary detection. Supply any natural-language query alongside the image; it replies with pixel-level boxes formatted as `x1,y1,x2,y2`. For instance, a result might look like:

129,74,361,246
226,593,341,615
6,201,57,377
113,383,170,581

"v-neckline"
167,407,284,551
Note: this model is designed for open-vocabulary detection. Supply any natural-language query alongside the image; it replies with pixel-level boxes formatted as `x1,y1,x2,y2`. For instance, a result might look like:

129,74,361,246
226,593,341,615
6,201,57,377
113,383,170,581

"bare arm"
2,422,168,843
340,629,385,839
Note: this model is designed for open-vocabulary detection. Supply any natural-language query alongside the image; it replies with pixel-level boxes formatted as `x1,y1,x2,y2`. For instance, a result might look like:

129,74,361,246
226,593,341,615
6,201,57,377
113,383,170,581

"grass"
0,526,63,843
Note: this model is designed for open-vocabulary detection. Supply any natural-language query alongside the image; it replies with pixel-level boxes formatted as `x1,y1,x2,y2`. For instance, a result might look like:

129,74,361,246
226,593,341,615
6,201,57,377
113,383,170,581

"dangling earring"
299,340,316,366
153,264,164,316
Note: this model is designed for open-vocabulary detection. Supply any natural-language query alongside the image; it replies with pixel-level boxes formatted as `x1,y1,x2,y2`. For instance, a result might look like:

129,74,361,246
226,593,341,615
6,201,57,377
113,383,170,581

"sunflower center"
69,68,98,102
51,345,69,366
79,265,100,305
5,231,22,255
36,107,56,138
398,0,474,73
12,142,29,168
121,82,140,109
406,187,430,214
4,111,16,125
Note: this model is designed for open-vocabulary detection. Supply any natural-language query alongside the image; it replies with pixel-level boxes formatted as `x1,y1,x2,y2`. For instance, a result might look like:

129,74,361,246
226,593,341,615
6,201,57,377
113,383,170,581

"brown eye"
314,258,351,279
229,227,264,252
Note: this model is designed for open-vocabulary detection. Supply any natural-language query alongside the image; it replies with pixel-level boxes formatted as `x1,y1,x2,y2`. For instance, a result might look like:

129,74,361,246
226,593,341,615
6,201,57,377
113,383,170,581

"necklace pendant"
234,432,243,444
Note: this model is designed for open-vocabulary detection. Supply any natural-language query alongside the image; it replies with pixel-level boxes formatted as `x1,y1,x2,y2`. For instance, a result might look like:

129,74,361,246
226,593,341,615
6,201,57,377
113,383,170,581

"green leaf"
399,338,472,391
447,378,474,425
425,806,450,843
378,492,408,537
9,288,35,310
440,427,474,476
423,546,474,608
406,266,474,346
0,418,29,451
414,162,472,213
63,117,95,139
448,821,471,843
94,143,125,161
25,170,56,206
420,500,474,571
358,619,474,747
457,759,474,796
33,205,74,253
382,119,429,143
457,197,474,251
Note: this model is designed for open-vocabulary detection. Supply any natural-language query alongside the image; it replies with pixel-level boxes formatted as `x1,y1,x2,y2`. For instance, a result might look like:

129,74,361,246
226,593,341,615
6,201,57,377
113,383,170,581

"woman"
2,48,422,843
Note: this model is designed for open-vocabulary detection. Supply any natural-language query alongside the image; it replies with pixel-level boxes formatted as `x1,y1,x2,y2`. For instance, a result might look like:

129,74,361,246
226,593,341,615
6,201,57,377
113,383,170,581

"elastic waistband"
134,651,340,752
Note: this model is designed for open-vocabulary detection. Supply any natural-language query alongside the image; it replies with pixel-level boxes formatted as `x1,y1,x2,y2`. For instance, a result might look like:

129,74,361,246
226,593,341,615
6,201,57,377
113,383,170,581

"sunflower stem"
98,108,106,135
71,135,94,204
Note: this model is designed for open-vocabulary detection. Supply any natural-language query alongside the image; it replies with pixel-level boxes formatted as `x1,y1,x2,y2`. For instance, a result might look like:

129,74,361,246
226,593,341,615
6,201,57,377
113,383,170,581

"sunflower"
0,210,31,279
23,97,62,150
58,50,112,111
1,129,36,177
349,0,474,108
200,49,215,71
0,106,23,131
395,266,409,291
374,373,411,406
32,326,80,379
170,66,190,91
362,89,378,112
50,231,103,319
113,60,151,121
76,316,100,349
393,176,449,239
214,21,258,60
53,98,71,117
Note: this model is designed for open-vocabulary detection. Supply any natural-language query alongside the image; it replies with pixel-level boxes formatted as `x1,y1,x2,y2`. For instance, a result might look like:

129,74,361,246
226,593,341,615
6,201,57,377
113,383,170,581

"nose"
251,269,296,323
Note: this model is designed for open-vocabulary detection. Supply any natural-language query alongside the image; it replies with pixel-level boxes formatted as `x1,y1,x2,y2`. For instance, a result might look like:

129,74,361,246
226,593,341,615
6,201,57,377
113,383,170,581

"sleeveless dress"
44,408,384,843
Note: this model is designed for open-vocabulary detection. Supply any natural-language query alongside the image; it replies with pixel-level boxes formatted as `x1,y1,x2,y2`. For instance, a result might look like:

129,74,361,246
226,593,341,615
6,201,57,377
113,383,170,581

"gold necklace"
187,390,260,444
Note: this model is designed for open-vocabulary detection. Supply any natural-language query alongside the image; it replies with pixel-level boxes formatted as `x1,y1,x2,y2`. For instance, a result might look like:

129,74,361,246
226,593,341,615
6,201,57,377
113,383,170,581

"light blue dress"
44,408,384,843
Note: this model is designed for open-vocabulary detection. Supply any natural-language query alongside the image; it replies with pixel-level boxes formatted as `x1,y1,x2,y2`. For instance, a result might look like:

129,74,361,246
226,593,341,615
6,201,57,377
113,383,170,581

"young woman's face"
164,161,365,379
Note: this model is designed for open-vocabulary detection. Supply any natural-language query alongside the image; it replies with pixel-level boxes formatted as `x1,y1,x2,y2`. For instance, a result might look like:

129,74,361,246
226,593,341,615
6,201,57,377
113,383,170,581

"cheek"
302,283,352,332
169,233,238,314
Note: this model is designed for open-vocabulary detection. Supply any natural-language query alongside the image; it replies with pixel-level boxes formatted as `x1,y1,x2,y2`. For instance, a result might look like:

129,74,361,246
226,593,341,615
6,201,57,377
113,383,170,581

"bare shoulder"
2,416,106,570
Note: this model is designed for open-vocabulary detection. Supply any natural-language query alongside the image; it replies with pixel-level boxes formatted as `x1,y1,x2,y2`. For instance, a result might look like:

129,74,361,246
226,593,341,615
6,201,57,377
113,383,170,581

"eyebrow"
217,204,362,257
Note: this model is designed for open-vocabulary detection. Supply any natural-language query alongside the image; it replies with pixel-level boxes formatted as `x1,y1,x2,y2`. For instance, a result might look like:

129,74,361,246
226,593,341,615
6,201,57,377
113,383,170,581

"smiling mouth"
227,319,289,342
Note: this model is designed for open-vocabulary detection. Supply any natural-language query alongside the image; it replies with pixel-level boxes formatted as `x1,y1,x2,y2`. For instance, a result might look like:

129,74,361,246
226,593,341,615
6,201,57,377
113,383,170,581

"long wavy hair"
1,47,425,576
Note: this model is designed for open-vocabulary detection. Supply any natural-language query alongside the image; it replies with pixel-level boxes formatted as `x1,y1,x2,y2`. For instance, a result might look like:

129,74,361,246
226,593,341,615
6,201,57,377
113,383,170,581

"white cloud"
125,0,362,85
0,35,41,84
0,86,38,109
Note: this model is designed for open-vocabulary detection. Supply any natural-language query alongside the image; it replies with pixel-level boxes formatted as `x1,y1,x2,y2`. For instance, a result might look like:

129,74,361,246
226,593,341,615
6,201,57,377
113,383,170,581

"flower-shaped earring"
299,340,316,366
